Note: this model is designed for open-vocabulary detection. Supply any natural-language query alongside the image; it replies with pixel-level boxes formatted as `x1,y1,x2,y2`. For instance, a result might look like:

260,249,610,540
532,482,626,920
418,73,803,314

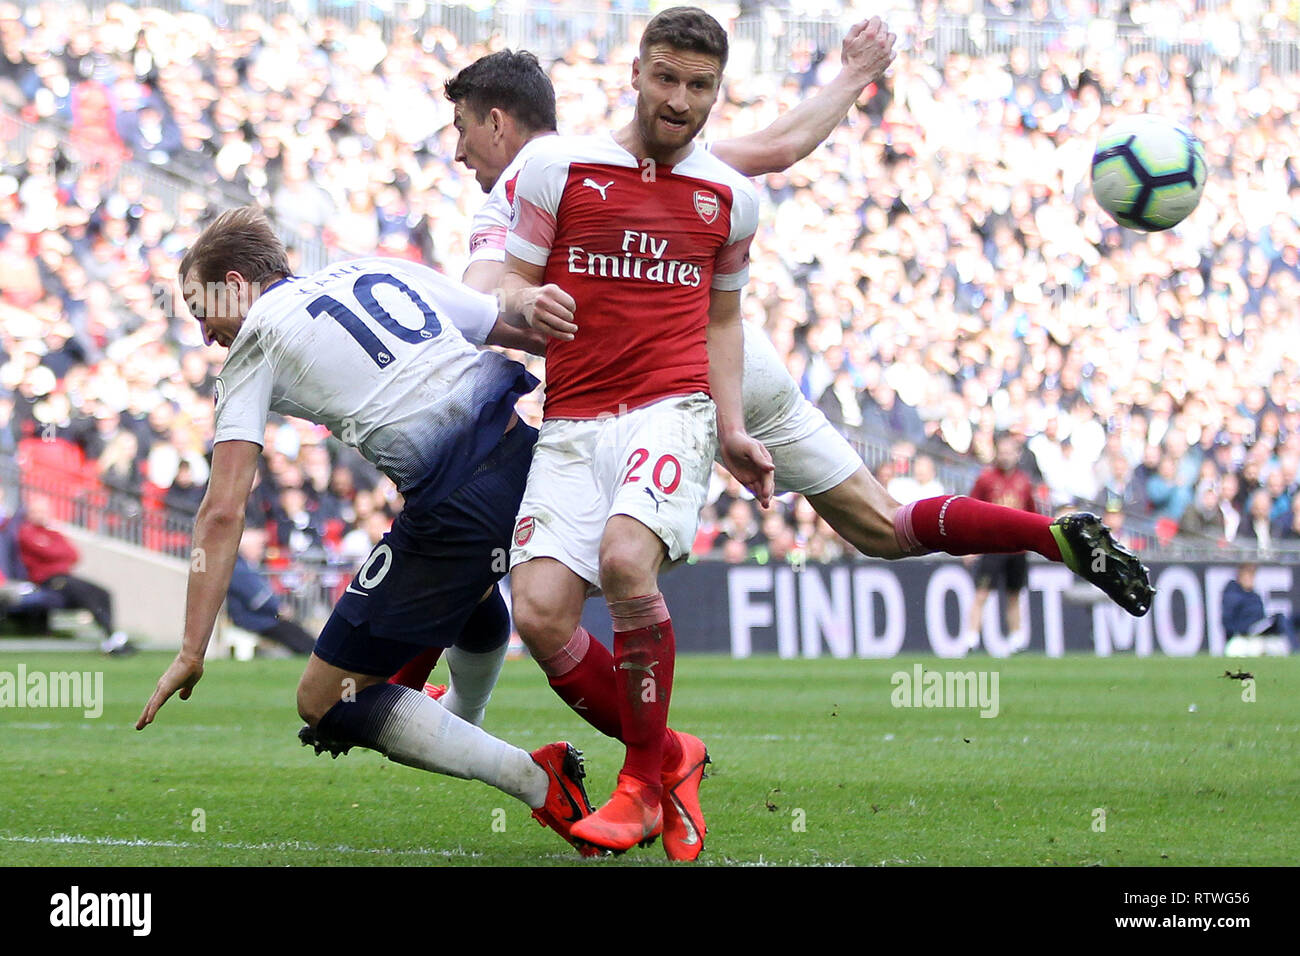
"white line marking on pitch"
0,833,481,858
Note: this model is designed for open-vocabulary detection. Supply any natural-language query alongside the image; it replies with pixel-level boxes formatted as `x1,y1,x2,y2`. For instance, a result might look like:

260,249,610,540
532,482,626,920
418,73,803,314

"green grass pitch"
1,651,1296,866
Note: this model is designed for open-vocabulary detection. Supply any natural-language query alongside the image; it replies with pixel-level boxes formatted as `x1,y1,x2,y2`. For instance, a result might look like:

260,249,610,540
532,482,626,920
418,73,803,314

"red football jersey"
506,133,758,420
970,466,1038,513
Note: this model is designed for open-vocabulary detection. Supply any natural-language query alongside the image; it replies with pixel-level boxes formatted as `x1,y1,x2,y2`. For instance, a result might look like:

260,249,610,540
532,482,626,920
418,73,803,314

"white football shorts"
510,392,716,585
732,323,863,497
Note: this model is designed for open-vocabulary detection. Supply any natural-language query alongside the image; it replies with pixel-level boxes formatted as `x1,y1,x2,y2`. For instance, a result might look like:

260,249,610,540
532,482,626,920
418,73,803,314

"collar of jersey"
262,275,297,295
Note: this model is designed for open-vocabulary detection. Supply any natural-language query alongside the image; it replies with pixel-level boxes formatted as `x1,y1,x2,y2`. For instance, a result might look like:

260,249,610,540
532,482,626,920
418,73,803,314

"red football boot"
529,742,601,857
660,729,711,861
569,774,664,853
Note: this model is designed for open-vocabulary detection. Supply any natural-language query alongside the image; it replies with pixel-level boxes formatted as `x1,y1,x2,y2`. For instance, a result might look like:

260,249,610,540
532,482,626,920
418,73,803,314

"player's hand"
841,17,897,87
521,283,577,341
136,653,205,730
720,430,775,509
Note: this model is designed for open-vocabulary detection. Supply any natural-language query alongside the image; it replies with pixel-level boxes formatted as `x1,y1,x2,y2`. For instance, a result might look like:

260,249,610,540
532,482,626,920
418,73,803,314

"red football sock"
609,594,675,800
388,647,442,690
538,626,624,739
534,625,684,768
894,495,1063,561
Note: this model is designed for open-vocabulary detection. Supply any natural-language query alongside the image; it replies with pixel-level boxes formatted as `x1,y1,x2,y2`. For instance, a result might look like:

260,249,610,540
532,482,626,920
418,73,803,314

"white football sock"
442,641,508,727
376,689,547,808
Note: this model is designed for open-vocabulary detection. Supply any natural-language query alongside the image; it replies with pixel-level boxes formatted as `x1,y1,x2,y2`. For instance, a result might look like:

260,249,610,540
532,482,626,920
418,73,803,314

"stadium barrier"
58,522,189,646
31,1,1300,74
926,11,1300,75
1,449,195,561
573,556,1300,657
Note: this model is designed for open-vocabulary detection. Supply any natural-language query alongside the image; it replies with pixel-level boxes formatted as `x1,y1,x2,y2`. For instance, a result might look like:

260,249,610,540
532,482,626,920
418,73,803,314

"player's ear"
224,269,252,315
488,107,507,140
630,56,641,91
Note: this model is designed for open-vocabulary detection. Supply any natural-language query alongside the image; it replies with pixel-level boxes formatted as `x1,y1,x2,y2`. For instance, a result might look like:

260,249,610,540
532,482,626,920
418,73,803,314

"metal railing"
22,1,1298,74
923,11,1300,74
256,561,354,631
1,451,197,561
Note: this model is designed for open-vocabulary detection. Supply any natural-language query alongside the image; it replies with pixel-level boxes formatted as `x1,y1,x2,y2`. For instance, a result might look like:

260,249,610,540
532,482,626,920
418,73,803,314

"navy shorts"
313,422,536,677
973,552,1028,592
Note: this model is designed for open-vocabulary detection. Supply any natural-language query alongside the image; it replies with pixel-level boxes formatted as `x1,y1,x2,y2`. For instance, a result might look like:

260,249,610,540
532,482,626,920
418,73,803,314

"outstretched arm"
711,17,897,177
137,439,260,729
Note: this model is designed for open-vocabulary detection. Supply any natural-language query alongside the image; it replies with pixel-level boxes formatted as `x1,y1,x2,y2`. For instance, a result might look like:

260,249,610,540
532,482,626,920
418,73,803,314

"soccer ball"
1090,115,1207,231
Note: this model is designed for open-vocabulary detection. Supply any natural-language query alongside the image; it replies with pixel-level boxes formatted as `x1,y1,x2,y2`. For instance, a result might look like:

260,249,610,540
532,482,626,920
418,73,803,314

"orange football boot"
660,729,711,861
569,774,663,853
530,742,601,857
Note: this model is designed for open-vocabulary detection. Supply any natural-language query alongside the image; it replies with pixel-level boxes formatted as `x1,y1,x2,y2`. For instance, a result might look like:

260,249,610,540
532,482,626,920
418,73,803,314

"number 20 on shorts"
621,449,682,495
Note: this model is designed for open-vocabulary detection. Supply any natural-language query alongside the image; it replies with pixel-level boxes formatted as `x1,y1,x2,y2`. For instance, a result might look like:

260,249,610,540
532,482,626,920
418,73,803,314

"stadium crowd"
3,0,1300,584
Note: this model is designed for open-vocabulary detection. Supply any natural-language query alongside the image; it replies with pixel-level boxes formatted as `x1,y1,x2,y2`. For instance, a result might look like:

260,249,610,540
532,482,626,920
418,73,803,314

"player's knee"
296,678,332,728
510,586,572,655
598,547,651,599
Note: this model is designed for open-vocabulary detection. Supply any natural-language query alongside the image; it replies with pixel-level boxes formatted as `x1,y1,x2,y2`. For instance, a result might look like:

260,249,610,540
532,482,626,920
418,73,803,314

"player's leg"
295,640,590,853
509,557,629,736
569,393,715,854
509,417,631,740
300,423,596,852
300,610,594,853
1004,555,1029,650
565,515,671,850
298,633,556,800
894,499,1153,614
804,464,905,557
388,646,442,691
440,584,510,726
739,329,1152,614
385,585,506,705
966,587,991,651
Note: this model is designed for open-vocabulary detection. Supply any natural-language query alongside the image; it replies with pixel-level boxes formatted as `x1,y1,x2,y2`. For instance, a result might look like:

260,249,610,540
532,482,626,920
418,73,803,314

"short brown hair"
179,205,290,288
640,6,728,70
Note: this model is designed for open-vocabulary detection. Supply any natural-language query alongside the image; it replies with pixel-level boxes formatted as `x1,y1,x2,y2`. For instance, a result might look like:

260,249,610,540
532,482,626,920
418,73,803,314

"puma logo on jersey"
582,178,613,200
643,486,666,512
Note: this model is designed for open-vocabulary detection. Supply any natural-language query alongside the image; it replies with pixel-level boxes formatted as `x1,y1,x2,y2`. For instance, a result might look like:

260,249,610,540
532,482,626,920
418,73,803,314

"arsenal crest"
514,515,535,546
693,189,719,224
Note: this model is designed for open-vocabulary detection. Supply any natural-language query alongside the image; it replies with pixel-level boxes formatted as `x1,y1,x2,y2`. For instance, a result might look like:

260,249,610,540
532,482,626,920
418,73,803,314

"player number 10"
306,273,443,369
621,448,682,494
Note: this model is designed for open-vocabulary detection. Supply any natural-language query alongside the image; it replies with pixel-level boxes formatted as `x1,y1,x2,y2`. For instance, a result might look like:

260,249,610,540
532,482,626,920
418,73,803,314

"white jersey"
467,134,556,266
214,256,535,500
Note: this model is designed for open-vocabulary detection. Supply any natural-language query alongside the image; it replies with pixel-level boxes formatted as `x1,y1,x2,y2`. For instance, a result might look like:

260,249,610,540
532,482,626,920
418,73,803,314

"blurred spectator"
1177,483,1227,541
1237,489,1277,550
164,459,204,515
0,1,1299,571
964,434,1037,651
224,527,316,655
1221,562,1295,650
16,496,132,653
887,453,945,504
